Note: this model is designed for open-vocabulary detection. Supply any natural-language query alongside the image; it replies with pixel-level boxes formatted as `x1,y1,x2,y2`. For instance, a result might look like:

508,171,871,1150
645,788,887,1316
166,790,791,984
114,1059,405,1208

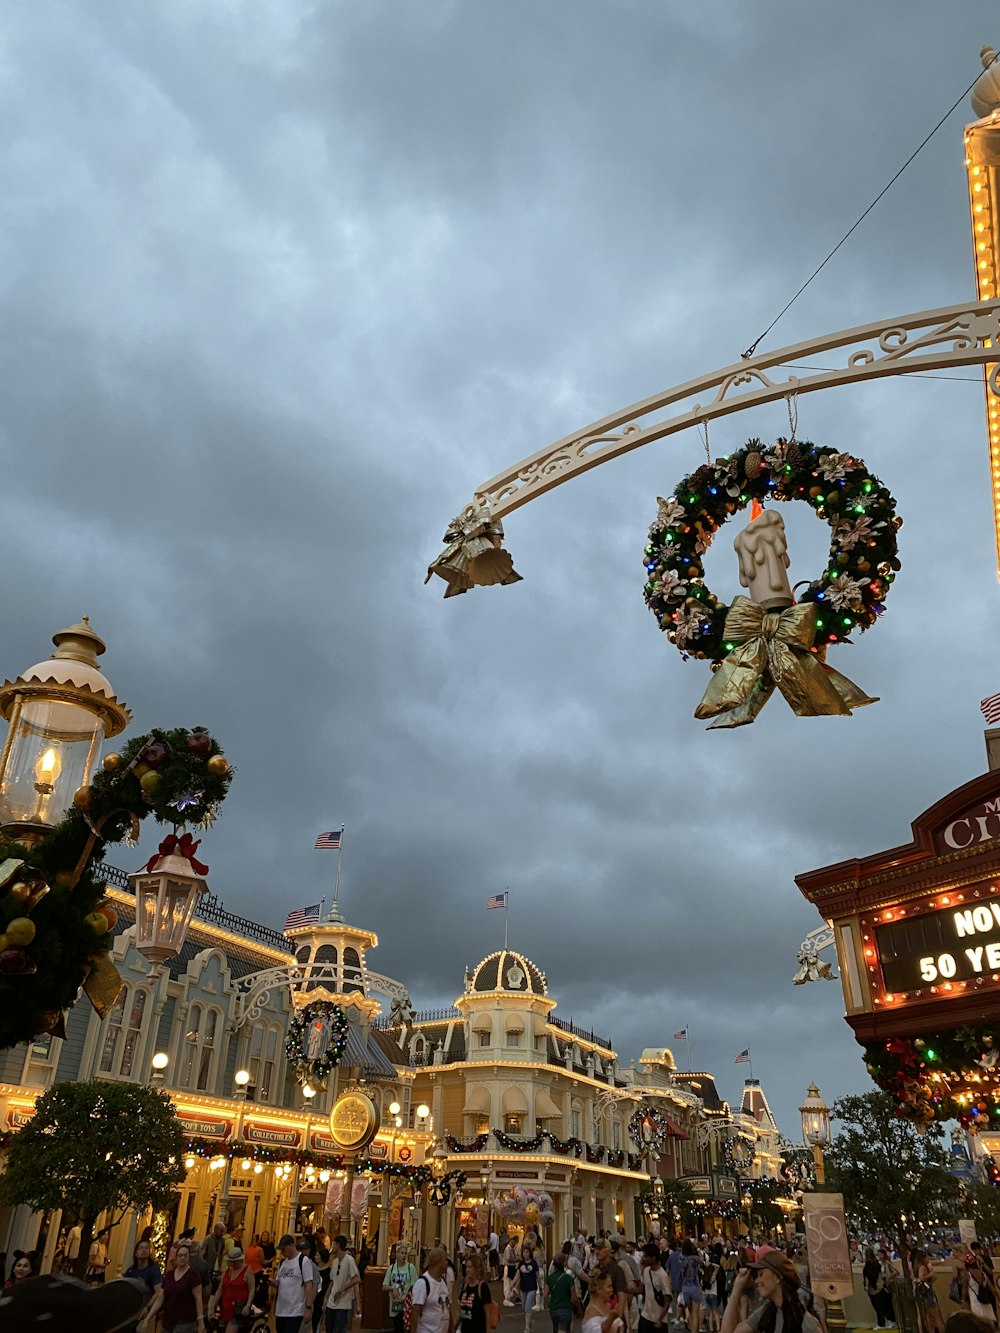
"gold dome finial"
51,617,108,669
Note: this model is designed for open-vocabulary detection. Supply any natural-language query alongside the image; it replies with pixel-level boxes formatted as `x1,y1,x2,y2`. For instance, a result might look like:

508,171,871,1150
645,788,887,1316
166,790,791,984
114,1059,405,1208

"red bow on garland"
145,831,209,876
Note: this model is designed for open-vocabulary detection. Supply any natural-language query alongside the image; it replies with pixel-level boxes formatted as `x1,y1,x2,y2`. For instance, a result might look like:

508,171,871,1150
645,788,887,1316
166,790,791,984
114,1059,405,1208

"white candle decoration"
733,507,794,609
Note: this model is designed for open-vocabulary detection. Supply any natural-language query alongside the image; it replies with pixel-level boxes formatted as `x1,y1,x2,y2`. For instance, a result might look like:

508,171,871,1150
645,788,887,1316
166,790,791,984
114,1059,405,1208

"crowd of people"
8,1218,1000,1333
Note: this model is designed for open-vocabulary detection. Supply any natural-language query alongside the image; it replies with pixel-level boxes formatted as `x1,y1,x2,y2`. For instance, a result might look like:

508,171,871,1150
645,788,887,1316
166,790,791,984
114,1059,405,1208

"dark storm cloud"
2,0,999,1130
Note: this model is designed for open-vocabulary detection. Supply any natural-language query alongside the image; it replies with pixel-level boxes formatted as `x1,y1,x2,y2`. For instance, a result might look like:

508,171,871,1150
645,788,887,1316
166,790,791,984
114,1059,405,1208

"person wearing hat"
720,1250,820,1333
274,1233,317,1333
208,1245,257,1333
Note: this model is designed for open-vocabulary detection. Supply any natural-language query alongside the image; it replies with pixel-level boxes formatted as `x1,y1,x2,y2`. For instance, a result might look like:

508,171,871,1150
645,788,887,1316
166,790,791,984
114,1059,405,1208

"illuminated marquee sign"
862,876,1000,1008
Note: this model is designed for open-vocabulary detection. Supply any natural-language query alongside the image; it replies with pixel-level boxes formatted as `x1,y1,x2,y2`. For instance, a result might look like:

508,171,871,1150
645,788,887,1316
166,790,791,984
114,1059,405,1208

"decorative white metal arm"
792,925,836,985
230,962,412,1030
428,300,1000,590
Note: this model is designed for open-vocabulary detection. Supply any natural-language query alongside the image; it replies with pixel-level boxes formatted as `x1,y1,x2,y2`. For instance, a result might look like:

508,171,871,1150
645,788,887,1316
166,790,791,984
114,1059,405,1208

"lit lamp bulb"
241,1159,251,1172
234,1069,251,1088
389,1101,401,1116
34,747,60,794
416,1104,430,1119
185,1157,196,1170
395,1116,402,1128
303,1083,316,1100
320,1170,331,1183
254,1163,263,1175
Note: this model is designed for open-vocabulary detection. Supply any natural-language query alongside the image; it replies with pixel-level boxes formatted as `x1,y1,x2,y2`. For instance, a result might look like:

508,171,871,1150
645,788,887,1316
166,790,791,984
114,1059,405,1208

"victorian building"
0,889,789,1277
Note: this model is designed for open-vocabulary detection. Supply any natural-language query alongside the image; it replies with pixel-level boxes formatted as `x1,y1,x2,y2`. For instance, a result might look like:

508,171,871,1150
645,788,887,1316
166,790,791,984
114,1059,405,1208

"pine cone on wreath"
785,440,802,469
744,450,762,480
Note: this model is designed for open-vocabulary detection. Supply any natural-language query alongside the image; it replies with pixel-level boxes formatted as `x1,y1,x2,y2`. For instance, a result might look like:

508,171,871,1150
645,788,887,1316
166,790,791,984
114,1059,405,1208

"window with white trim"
248,1022,280,1101
99,985,148,1078
179,1004,222,1092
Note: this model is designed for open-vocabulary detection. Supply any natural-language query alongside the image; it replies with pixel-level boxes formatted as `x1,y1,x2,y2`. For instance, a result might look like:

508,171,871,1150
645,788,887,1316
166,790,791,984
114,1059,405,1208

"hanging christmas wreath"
643,439,900,725
286,1001,349,1084
428,1178,453,1206
628,1105,668,1152
724,1133,756,1175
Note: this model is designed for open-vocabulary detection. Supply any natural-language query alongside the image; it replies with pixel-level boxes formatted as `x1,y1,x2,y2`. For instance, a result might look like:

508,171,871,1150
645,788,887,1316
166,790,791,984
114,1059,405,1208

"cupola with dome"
457,949,555,1065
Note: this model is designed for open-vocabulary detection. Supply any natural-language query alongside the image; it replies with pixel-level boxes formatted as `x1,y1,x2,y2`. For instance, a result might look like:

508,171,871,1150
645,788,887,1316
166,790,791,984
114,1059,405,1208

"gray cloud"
1,0,998,1132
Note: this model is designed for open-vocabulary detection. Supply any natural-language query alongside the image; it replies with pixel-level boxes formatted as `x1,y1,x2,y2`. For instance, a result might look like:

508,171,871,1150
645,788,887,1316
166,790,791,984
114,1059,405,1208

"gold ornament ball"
8,881,30,902
207,754,229,775
72,785,92,811
102,753,122,771
5,917,36,947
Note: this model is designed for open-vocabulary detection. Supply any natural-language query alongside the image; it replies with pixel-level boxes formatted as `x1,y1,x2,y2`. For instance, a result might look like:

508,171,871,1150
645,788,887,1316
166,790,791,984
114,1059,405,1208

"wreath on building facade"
444,1131,489,1153
724,1133,756,1175
643,439,900,725
628,1105,668,1152
286,1000,349,1085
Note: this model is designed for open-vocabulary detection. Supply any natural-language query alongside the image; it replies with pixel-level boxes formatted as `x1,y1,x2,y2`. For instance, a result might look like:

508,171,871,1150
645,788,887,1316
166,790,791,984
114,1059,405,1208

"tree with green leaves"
825,1091,961,1269
747,1178,788,1234
0,1079,185,1278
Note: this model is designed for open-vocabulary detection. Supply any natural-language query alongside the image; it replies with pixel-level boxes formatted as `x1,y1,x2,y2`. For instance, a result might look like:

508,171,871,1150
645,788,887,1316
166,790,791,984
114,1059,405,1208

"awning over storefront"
534,1089,562,1119
463,1086,491,1114
502,1086,528,1114
662,1115,689,1139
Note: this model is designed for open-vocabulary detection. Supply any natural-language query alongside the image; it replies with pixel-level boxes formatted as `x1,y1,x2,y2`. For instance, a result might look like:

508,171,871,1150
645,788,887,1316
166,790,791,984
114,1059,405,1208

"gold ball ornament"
8,881,31,903
72,785,92,811
132,762,150,779
207,754,229,775
102,753,122,771
5,917,36,947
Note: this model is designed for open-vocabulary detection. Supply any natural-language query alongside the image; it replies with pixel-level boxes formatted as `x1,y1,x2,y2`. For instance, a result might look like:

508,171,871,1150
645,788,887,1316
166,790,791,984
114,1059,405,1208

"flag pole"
504,888,509,949
686,1028,692,1072
333,825,346,912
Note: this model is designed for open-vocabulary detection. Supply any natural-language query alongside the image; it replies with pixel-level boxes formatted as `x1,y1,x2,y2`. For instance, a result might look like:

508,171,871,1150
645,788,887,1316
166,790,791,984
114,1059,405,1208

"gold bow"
694,596,878,729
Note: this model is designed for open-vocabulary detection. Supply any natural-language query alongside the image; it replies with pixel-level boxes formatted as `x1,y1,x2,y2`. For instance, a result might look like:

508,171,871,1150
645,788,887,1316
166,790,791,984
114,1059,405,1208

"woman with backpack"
385,1243,419,1333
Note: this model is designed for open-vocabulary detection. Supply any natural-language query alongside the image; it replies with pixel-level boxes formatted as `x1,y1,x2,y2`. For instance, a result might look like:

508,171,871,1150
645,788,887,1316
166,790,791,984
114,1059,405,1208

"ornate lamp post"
0,619,130,843
798,1085,847,1333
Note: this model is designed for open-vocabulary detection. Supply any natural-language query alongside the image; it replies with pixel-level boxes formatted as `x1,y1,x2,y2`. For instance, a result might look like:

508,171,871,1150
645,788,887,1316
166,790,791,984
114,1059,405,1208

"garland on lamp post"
0,725,232,1050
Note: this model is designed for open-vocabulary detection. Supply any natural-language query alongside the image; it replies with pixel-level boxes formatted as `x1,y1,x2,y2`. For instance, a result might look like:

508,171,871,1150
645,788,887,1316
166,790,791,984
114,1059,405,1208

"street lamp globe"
131,848,209,968
302,1083,316,1100
416,1103,430,1119
0,619,131,842
799,1083,831,1147
151,1052,169,1070
389,1101,401,1116
235,1069,251,1086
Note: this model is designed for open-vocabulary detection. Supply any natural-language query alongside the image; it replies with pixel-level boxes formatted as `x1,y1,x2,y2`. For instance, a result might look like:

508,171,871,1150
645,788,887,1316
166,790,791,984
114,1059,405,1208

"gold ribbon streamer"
694,597,878,729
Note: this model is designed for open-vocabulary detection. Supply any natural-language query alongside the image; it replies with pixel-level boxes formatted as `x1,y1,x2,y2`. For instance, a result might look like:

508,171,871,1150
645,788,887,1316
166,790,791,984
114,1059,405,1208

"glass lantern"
0,619,130,841
799,1083,831,1147
130,852,208,966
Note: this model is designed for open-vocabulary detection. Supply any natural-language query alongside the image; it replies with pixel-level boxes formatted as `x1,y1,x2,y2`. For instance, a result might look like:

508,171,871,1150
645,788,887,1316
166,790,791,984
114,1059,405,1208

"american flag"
284,903,321,930
734,1047,751,1064
315,830,343,851
486,893,506,909
982,693,1000,727
674,1028,688,1040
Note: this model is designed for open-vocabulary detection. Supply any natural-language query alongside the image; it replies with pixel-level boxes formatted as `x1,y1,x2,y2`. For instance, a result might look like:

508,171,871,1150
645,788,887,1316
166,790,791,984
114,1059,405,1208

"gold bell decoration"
425,505,522,598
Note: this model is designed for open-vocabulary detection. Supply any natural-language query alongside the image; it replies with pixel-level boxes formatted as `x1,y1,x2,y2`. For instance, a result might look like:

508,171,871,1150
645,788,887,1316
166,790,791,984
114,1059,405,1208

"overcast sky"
4,1,1000,1138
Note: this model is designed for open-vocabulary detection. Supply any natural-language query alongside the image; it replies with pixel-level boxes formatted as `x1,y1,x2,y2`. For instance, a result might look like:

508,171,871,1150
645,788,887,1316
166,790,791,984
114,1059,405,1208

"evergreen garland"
0,726,232,1050
644,438,900,660
285,1001,349,1085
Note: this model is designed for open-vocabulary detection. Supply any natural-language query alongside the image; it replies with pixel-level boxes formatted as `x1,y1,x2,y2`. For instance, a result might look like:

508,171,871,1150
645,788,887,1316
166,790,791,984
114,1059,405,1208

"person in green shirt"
546,1253,580,1333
